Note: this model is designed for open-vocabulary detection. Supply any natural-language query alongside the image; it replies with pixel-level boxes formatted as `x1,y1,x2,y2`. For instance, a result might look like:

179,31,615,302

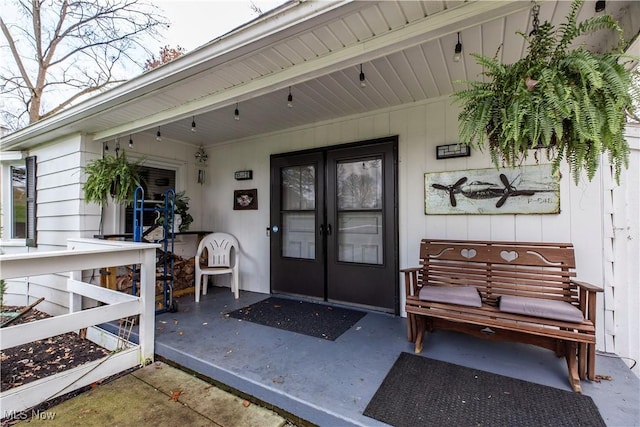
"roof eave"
0,0,353,151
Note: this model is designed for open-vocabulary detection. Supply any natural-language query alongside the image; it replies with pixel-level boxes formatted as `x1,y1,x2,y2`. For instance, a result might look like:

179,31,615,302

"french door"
270,138,398,313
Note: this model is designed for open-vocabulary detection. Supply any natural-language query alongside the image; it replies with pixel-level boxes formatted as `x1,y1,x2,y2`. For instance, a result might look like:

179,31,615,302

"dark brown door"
270,138,398,313
270,152,325,299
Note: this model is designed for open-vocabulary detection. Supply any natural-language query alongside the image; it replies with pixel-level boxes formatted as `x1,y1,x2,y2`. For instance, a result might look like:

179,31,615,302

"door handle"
319,224,332,235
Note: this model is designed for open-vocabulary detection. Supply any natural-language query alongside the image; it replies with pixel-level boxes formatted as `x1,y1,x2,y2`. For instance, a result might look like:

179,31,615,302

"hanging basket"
83,151,143,205
453,0,637,184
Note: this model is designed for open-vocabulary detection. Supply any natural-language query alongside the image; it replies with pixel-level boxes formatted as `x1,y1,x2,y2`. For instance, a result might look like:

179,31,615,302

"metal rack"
132,186,178,313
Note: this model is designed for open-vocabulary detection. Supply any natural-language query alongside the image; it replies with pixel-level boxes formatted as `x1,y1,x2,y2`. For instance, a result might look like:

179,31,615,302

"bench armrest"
401,267,421,296
571,280,603,293
571,280,602,324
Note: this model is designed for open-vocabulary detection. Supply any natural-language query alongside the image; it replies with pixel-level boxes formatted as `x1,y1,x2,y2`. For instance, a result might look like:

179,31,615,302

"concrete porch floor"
134,286,638,426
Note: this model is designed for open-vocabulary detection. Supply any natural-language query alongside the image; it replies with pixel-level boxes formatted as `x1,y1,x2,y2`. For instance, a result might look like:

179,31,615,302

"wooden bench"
403,239,602,393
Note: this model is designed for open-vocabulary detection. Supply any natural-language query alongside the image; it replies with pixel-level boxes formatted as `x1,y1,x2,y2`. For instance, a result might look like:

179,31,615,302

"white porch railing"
0,238,159,414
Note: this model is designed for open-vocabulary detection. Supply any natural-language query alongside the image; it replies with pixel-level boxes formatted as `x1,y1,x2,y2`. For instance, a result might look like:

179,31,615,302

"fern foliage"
453,0,636,183
83,151,143,205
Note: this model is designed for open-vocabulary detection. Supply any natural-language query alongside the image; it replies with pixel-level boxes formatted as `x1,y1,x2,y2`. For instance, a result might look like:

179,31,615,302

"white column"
137,246,156,364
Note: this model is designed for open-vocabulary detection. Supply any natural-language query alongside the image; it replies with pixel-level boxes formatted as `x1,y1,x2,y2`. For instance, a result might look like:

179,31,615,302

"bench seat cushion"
418,286,482,308
499,295,584,323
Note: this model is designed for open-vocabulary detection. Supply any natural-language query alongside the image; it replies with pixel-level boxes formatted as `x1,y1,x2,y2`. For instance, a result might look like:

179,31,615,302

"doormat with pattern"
226,297,366,341
364,352,606,427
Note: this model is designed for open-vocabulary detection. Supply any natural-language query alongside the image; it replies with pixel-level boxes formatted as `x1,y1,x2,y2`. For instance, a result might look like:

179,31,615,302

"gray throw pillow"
499,295,584,323
418,286,482,308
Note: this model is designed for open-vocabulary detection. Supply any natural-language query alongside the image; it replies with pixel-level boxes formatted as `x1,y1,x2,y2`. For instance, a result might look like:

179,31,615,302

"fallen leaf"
178,331,184,336
595,374,612,382
170,390,183,402
242,400,251,407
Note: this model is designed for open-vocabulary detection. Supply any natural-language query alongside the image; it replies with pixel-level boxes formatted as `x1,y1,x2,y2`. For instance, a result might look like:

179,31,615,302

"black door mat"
226,297,367,341
364,352,606,427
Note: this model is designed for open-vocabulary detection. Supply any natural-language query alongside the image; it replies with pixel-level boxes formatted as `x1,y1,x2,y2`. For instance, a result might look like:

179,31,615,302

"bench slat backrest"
418,239,577,304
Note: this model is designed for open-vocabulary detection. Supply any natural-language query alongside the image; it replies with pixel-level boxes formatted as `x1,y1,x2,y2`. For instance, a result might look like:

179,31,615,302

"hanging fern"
83,151,143,205
453,0,636,184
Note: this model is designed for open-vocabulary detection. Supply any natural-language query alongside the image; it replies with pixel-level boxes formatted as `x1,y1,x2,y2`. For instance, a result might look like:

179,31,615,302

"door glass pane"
337,159,382,209
282,166,315,210
282,212,315,259
281,165,316,259
338,212,383,264
336,157,383,264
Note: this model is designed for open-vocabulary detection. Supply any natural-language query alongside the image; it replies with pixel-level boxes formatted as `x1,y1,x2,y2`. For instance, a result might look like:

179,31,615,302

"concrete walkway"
17,362,287,427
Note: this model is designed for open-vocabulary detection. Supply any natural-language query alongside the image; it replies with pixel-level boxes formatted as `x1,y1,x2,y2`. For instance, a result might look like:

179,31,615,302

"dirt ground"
0,306,111,392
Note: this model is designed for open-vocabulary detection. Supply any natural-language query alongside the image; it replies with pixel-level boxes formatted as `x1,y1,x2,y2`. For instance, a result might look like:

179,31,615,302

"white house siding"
611,125,640,376
35,134,102,251
202,96,614,352
1,135,100,314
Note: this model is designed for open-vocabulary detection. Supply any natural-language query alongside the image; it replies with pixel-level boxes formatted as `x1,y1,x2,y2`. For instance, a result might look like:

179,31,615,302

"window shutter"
26,156,37,247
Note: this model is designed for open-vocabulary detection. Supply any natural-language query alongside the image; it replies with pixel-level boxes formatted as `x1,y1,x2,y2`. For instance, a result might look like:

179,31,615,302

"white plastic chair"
195,232,240,302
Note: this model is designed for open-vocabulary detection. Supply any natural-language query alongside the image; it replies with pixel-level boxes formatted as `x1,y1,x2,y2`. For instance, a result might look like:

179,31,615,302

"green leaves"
83,151,143,205
156,191,193,232
452,0,635,184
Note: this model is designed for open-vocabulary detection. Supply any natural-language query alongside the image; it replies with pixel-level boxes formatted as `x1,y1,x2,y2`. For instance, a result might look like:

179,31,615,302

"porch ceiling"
6,1,640,149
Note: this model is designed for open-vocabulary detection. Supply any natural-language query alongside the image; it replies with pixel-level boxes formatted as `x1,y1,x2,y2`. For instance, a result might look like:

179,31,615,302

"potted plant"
452,0,637,183
83,151,143,205
156,190,193,232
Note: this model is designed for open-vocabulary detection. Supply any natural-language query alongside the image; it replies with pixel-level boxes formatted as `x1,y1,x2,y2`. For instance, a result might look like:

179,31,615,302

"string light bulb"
453,32,462,62
234,103,240,121
156,127,162,141
191,116,197,132
128,135,133,148
104,141,109,151
287,87,293,108
595,1,605,12
359,64,366,88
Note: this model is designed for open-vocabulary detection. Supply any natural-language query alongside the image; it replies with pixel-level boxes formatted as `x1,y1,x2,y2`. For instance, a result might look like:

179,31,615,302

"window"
10,165,26,239
124,166,176,233
2,155,36,246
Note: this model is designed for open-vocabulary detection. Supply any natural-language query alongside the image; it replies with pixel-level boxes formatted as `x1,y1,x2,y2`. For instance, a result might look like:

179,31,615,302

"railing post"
69,270,83,313
138,246,156,364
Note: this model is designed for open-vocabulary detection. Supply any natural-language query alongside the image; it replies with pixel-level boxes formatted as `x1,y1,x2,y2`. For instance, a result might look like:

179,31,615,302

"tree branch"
0,17,35,92
2,0,167,126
